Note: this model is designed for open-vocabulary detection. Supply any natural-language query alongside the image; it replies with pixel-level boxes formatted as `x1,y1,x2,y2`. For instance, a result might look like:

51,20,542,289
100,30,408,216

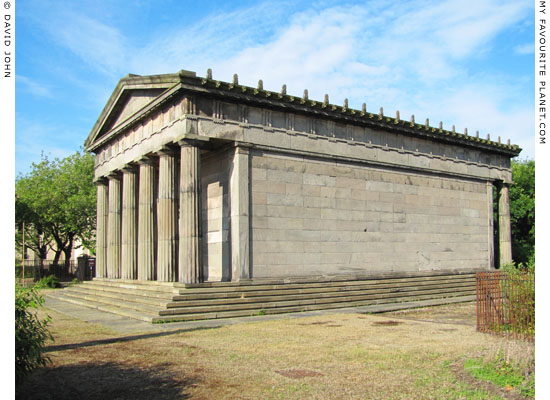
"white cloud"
16,76,54,98
359,0,531,83
437,84,533,155
15,117,85,174
26,0,534,159
60,14,128,77
34,10,128,78
514,43,535,55
127,1,292,77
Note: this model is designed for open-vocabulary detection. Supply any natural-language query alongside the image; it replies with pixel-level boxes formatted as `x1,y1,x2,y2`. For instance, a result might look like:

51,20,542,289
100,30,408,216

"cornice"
86,69,522,158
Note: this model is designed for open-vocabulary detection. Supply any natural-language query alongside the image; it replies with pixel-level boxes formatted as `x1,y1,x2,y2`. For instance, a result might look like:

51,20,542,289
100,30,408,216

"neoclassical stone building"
85,69,520,284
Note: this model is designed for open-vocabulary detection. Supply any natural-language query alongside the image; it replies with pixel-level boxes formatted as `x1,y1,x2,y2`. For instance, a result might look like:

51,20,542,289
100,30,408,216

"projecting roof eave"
185,77,522,158
84,69,522,158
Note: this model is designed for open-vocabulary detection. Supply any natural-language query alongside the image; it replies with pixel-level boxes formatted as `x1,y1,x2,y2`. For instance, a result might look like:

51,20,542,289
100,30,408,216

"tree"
15,196,50,263
509,159,535,267
15,151,96,265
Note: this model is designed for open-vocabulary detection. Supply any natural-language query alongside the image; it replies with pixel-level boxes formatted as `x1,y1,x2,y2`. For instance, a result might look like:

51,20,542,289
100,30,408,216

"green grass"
464,357,534,398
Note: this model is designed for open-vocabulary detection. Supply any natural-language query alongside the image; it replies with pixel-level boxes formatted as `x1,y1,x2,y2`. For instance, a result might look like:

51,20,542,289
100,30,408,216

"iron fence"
15,258,96,282
476,271,534,341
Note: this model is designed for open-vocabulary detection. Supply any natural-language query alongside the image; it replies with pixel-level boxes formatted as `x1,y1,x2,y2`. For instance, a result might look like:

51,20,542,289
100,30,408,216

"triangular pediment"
108,89,166,132
85,73,184,150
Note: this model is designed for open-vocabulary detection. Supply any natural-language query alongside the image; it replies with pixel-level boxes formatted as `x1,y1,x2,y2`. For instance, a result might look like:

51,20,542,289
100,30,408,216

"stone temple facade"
85,69,521,284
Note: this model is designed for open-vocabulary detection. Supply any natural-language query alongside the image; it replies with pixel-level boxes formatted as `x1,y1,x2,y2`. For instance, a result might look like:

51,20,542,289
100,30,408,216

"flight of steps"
46,271,478,323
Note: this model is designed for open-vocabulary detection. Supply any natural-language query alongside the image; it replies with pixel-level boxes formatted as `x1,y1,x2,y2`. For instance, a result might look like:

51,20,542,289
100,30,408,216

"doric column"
121,166,138,280
178,141,202,283
156,148,178,282
230,144,251,281
95,179,108,278
486,182,494,270
137,158,157,281
498,183,513,266
107,174,122,278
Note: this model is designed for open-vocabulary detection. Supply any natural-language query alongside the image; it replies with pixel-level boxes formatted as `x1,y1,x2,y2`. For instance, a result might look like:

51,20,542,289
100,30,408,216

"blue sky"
14,0,535,175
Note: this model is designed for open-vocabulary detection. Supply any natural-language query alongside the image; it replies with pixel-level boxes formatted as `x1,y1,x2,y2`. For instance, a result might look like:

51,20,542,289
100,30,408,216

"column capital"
233,142,252,155
155,144,179,157
107,171,122,180
494,180,512,189
177,133,210,149
94,176,108,185
121,163,139,174
135,155,158,166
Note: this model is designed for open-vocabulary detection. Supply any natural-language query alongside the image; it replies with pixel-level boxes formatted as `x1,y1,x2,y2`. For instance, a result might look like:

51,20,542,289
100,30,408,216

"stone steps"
161,287,475,316
167,281,474,308
52,290,163,314
65,284,174,302
152,293,477,323
83,279,180,294
178,274,475,294
47,272,478,323
173,277,475,300
63,286,171,308
46,291,158,322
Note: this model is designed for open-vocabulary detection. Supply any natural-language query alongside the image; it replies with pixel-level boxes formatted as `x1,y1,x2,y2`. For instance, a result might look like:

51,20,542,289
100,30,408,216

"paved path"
44,290,475,334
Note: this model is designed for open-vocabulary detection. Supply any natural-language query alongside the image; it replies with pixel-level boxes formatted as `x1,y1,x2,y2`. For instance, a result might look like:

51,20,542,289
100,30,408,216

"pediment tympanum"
85,73,187,150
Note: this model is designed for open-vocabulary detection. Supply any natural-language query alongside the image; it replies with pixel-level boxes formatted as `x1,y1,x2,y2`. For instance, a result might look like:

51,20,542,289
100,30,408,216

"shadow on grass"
45,326,216,353
16,361,194,400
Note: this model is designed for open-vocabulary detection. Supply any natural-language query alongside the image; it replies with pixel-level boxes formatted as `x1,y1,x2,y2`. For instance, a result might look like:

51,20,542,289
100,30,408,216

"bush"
15,283,53,384
36,275,59,289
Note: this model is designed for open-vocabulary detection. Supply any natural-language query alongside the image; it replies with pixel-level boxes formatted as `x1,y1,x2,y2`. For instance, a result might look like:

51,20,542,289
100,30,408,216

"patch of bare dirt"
372,320,403,326
274,369,324,379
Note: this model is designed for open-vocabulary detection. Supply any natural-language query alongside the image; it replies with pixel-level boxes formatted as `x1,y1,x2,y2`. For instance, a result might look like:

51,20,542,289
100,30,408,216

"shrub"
15,283,53,384
36,275,59,289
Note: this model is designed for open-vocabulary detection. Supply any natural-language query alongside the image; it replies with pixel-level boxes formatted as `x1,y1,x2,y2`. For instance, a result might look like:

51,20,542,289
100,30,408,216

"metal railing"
15,258,96,282
476,271,534,341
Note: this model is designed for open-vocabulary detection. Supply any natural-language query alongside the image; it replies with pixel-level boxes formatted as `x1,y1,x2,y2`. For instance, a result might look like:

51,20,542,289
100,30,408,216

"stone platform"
46,271,478,324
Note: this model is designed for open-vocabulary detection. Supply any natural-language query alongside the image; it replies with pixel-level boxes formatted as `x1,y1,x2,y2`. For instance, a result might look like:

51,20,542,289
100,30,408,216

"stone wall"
250,150,491,278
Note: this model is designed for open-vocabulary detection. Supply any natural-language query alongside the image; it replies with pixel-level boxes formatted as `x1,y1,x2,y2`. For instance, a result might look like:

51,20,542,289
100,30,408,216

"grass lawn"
16,303,533,399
